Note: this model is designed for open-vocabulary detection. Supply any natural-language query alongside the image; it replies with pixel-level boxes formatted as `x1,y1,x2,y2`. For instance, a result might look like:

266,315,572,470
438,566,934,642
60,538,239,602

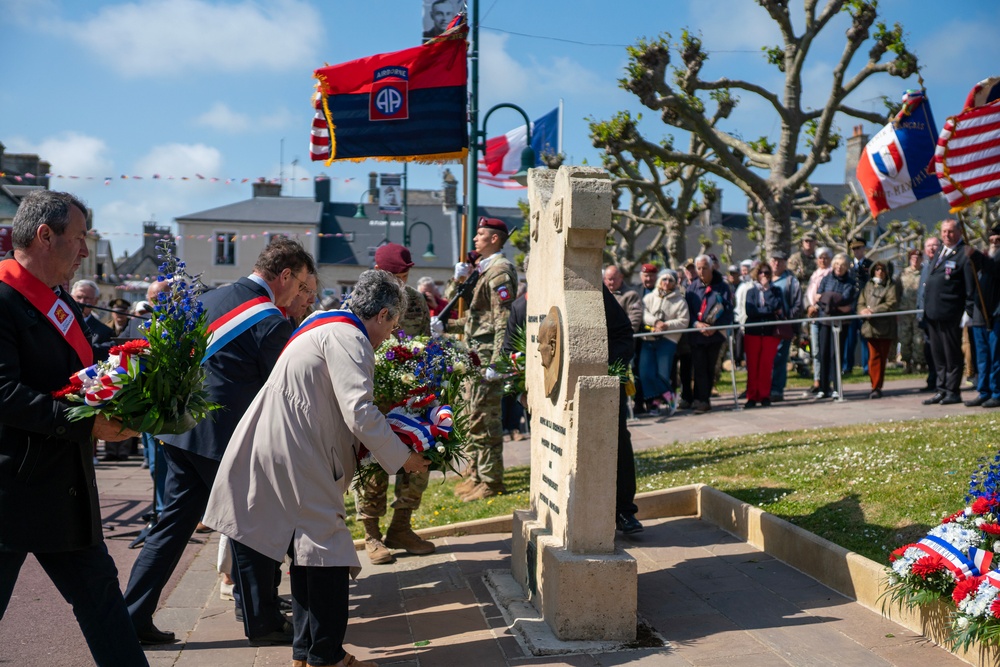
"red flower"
390,345,414,361
942,509,966,524
991,598,1000,619
972,496,999,515
911,554,946,579
469,351,481,367
109,339,150,356
982,523,1000,536
953,574,985,605
889,544,916,562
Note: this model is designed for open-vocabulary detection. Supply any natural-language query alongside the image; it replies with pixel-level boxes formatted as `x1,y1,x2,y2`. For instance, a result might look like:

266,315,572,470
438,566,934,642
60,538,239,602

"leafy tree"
619,1,919,254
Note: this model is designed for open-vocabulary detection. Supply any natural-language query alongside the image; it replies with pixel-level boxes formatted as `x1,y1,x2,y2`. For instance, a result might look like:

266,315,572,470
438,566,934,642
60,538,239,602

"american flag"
935,77,1000,212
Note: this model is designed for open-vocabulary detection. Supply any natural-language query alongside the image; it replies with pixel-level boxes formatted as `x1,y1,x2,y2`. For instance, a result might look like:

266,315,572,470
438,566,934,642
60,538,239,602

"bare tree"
619,1,918,254
590,109,721,273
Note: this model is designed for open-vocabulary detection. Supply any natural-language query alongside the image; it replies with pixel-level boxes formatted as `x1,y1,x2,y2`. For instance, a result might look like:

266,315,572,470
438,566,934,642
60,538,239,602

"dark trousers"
290,564,350,666
0,544,149,666
691,341,723,404
818,325,847,394
927,318,963,396
921,320,937,387
843,319,869,373
671,349,693,403
124,444,217,630
616,385,637,516
231,539,286,638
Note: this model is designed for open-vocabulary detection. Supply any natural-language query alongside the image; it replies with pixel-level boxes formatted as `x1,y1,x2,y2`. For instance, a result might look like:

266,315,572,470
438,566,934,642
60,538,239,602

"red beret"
478,217,508,235
374,243,414,274
641,263,657,274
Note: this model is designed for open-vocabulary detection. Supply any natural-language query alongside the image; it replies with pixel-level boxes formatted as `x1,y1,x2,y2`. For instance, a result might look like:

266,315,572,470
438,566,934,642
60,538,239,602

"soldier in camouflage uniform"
898,248,925,372
787,232,818,285
454,218,518,502
355,243,435,564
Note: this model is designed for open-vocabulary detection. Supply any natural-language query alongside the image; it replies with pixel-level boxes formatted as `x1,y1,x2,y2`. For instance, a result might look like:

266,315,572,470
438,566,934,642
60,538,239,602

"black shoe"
923,392,945,405
135,624,176,645
744,400,758,409
940,394,962,405
966,396,988,407
983,398,1000,408
869,390,882,399
278,597,293,613
810,385,821,394
615,512,644,534
761,398,772,407
248,621,294,647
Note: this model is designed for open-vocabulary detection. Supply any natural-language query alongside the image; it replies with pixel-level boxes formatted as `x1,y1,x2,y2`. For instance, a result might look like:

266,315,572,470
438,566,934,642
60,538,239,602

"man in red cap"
453,217,518,501
639,263,659,297
356,242,435,564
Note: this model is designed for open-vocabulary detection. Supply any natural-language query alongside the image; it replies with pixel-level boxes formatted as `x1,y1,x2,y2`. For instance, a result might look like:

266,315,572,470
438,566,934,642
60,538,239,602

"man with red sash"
124,238,316,646
0,191,148,666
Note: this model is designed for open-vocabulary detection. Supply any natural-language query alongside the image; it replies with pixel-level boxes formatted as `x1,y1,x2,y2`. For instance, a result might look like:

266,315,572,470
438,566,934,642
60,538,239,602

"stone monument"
509,165,638,642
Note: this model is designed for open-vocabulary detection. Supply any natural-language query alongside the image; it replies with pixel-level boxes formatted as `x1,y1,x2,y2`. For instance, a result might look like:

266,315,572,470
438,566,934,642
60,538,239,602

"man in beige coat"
203,270,430,667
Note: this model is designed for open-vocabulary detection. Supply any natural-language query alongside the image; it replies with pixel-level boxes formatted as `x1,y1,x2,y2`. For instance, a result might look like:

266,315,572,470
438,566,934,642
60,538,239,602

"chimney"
314,173,330,203
252,180,282,198
367,172,378,202
844,124,868,186
442,168,458,208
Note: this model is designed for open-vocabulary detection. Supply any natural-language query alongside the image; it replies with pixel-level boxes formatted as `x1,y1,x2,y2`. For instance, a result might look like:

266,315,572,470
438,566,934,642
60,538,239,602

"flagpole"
467,0,481,251
558,98,564,155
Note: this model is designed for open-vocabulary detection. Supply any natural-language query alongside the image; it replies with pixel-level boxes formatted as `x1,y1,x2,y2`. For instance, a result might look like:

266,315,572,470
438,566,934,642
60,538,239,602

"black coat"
603,285,635,366
923,241,975,323
157,278,292,461
84,313,114,346
0,283,101,552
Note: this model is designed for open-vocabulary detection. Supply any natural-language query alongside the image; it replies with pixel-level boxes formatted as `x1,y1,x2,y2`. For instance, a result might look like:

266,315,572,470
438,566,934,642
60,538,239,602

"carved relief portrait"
537,306,562,397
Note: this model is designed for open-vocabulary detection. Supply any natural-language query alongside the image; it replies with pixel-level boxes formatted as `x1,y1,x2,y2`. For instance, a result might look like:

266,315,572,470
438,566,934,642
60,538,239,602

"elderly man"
638,263,659,297
922,220,974,406
0,191,148,666
788,232,818,284
769,250,804,401
356,243,435,564
898,249,925,374
917,237,942,391
71,279,114,347
687,254,734,414
845,235,873,375
603,264,642,332
453,218,518,502
124,238,316,646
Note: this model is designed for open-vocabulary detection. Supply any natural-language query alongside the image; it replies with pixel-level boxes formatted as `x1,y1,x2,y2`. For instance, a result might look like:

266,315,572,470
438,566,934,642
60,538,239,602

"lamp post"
353,189,378,218
403,220,437,261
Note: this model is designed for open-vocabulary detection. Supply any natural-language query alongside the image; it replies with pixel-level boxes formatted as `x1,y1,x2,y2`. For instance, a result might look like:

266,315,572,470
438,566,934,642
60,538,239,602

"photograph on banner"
422,0,460,42
379,173,403,215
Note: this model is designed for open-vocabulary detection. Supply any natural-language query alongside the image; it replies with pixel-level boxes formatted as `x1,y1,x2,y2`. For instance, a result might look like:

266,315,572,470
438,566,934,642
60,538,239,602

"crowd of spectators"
607,219,1000,415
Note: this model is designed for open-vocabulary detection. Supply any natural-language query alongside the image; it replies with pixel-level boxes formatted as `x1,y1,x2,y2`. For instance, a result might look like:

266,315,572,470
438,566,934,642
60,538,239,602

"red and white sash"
0,259,93,367
203,295,283,363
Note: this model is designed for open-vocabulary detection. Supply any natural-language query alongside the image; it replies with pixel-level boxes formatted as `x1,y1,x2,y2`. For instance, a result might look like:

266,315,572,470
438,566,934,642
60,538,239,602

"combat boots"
461,482,505,502
384,508,435,555
362,518,394,565
454,473,479,496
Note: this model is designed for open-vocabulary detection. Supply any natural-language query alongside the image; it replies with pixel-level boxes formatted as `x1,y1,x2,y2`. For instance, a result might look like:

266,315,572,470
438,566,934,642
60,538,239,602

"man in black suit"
0,191,148,666
71,279,114,347
123,238,316,646
923,219,975,406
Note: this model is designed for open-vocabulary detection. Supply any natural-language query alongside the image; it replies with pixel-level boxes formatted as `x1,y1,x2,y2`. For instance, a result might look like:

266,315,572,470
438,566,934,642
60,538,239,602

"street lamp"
403,220,437,261
353,188,378,218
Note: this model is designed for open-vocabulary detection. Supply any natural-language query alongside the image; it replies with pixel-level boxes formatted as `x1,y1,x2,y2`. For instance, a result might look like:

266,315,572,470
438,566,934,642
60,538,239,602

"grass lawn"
347,410,998,566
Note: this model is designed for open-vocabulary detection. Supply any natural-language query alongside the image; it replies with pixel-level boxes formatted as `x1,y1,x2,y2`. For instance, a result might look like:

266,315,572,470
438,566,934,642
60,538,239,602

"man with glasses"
71,279,114,348
355,243,436,564
124,238,316,647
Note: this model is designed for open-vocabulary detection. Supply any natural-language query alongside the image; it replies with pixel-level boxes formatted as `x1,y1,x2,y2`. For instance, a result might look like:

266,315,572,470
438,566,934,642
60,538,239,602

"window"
214,231,236,265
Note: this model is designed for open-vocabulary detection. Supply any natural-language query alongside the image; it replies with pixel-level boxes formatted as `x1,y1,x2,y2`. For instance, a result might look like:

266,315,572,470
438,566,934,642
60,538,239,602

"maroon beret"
641,263,657,274
478,217,508,235
374,243,414,274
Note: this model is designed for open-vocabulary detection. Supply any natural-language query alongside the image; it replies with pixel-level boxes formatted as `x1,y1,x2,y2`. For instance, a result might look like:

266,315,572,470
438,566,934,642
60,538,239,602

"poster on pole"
379,173,403,215
422,0,460,42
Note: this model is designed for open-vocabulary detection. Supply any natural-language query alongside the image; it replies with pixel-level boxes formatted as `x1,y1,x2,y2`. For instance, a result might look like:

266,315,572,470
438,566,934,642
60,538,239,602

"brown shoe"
384,509,435,555
341,652,379,666
461,482,505,502
362,519,395,565
454,475,479,496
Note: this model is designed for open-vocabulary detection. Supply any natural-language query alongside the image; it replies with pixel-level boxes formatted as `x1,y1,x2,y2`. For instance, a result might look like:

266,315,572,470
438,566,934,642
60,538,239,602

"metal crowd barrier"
633,308,924,409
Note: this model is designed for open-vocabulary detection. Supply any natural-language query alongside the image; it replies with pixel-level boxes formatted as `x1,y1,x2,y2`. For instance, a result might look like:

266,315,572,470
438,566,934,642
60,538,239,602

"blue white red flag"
935,77,1000,212
478,107,559,190
856,90,942,218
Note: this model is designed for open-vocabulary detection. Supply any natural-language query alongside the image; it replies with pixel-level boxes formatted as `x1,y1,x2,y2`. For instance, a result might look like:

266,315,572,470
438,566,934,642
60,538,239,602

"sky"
3,0,999,258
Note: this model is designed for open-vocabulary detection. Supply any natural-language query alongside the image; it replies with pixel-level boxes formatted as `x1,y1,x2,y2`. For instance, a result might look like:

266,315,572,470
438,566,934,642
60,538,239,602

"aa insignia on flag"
370,66,409,121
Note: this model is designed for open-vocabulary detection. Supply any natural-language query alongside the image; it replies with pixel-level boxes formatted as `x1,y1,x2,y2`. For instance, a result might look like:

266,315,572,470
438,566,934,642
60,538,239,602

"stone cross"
510,165,637,641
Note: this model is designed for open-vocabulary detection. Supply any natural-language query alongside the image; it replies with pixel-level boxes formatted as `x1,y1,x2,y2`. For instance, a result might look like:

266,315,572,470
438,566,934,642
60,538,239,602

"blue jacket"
817,271,858,323
158,277,292,461
744,284,785,337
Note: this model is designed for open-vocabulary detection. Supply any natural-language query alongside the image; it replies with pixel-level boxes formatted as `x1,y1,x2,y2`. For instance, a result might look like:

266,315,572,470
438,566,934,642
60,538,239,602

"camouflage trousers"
462,375,505,487
354,468,430,520
897,315,925,368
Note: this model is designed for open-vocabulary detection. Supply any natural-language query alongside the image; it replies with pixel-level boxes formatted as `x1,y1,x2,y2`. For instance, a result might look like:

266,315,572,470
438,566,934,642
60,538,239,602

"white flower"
976,517,987,527
993,540,1000,553
956,616,970,629
411,343,424,354
453,361,465,373
436,445,445,454
401,373,417,385
966,507,974,517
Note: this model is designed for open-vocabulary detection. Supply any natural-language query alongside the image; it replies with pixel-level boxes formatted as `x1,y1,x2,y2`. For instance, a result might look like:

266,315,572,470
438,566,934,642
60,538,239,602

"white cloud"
6,132,114,178
133,143,223,179
48,0,322,78
194,102,294,133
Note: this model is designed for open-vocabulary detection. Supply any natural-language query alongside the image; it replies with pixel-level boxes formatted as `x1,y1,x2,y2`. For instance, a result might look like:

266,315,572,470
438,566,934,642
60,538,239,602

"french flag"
856,90,942,218
478,107,560,190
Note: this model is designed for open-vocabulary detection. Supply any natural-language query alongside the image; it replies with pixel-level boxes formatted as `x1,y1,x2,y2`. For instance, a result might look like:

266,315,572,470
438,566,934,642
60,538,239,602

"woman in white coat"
640,269,690,415
203,270,430,667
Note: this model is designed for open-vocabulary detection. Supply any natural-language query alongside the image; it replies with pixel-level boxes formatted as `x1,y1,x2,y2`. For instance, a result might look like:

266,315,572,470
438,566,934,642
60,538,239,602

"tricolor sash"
203,295,283,363
915,535,991,578
0,259,93,367
283,309,369,353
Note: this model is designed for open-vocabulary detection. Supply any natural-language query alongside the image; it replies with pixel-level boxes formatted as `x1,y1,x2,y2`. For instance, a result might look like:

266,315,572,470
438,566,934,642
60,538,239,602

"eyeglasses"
292,275,316,297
